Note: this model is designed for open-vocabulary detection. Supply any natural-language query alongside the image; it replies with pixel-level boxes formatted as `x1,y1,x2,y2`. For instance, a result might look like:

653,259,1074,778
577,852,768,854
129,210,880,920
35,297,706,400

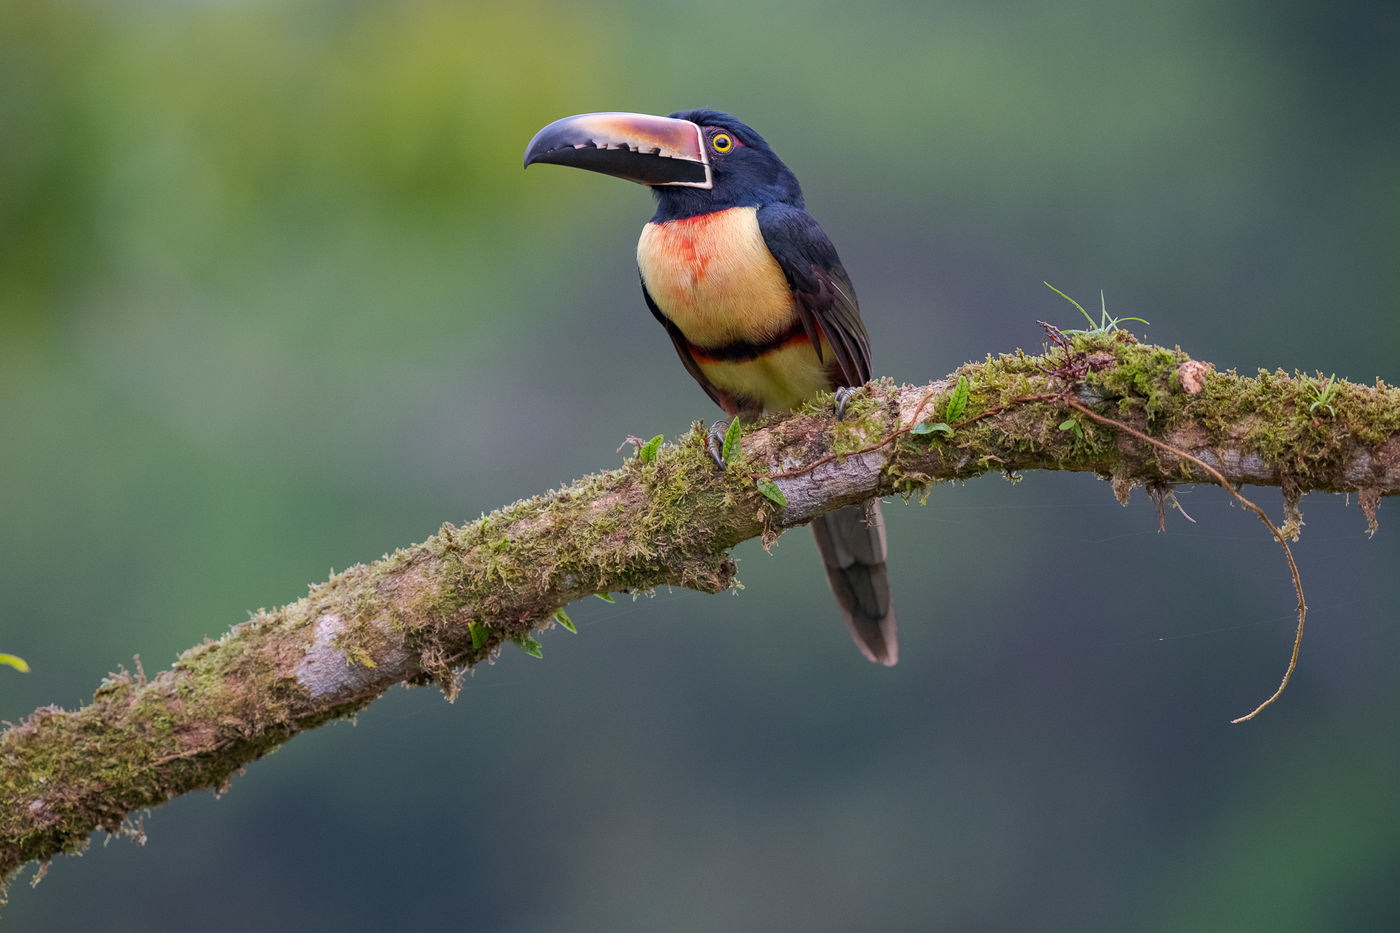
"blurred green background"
4,0,1399,929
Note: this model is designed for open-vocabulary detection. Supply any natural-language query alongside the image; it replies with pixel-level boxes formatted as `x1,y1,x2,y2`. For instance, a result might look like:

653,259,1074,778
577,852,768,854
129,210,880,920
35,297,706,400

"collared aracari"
524,110,896,665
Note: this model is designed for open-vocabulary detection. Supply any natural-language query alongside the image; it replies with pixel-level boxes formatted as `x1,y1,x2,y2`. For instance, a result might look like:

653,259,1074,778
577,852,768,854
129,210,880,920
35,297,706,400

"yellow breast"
694,338,835,412
636,206,798,349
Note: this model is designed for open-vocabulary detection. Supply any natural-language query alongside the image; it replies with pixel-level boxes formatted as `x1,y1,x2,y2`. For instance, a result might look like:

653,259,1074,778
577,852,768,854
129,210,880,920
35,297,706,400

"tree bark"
2,332,1397,888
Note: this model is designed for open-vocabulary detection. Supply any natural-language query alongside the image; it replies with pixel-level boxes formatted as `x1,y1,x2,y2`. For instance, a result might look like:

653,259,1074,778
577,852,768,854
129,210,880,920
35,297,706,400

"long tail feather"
811,500,897,665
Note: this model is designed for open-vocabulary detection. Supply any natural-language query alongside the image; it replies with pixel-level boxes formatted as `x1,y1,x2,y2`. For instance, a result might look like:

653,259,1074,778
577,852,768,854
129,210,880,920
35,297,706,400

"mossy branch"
3,331,1399,889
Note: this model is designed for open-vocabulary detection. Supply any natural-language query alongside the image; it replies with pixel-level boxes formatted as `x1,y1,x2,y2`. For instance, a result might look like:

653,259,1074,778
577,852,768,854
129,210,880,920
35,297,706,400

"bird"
523,109,896,665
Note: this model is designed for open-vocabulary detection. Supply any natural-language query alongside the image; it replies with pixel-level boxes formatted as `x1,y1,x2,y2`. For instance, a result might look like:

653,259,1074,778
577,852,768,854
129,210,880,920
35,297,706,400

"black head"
651,109,804,221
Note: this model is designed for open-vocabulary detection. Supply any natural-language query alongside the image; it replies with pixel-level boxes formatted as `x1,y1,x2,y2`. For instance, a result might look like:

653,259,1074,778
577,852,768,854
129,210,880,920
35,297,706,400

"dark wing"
640,275,728,410
756,202,871,387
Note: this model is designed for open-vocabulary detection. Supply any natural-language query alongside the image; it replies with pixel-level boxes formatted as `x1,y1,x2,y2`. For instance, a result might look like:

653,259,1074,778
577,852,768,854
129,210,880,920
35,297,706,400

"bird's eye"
712,133,733,153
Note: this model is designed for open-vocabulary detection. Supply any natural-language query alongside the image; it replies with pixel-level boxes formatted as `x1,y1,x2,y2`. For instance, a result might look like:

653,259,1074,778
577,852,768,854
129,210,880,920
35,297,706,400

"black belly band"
689,319,809,362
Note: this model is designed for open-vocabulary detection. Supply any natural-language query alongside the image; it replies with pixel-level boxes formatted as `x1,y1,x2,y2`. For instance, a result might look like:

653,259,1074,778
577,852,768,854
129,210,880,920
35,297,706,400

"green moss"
829,398,893,458
1168,366,1381,489
1081,335,1189,420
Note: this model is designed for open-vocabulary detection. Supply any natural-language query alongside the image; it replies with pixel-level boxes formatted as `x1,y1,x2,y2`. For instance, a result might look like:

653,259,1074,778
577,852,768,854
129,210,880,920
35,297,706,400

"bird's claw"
706,419,731,470
834,385,860,421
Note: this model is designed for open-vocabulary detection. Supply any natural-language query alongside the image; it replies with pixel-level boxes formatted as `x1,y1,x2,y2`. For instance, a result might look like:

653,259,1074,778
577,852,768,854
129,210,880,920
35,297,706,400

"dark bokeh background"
4,1,1399,929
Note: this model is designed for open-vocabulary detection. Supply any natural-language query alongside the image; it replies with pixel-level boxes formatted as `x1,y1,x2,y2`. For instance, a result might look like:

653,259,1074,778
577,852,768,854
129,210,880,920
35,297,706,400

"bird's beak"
523,112,712,189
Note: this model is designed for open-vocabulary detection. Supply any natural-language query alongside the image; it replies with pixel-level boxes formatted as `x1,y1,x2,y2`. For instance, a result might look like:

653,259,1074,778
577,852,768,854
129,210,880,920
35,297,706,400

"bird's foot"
706,418,732,470
834,385,861,421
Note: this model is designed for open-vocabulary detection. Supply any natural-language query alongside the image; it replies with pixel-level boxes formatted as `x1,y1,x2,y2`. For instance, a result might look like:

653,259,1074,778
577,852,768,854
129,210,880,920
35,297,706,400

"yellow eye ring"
712,133,733,152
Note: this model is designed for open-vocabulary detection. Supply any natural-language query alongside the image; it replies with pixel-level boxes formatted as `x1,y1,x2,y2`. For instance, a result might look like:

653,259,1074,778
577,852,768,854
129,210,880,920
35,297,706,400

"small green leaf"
638,434,664,463
912,421,953,436
595,593,614,603
469,623,487,651
1058,418,1083,439
721,418,743,464
945,375,970,422
756,478,788,506
1045,281,1096,328
516,636,544,659
1307,374,1339,417
553,608,576,633
0,653,29,673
